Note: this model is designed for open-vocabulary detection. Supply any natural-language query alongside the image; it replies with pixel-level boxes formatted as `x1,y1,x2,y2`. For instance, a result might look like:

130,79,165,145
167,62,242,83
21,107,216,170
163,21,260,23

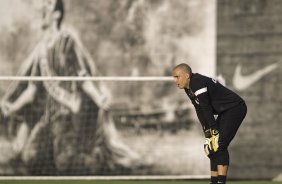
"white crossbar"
0,76,173,81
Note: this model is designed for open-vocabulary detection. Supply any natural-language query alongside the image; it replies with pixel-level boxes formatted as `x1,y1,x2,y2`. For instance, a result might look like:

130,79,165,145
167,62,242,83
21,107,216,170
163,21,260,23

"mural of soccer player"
0,0,142,175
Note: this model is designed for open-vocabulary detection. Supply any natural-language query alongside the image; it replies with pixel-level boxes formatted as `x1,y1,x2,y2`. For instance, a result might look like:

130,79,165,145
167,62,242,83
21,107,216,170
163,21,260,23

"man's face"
41,0,56,30
172,68,190,89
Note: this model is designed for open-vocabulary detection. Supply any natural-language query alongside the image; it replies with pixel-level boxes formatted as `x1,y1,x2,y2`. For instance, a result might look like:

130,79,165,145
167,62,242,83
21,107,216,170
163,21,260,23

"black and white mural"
0,0,216,176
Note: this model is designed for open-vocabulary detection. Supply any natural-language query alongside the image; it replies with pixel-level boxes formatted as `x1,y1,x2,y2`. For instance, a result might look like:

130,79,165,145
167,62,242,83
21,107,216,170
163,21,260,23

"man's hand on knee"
211,129,219,152
204,129,219,157
204,137,213,157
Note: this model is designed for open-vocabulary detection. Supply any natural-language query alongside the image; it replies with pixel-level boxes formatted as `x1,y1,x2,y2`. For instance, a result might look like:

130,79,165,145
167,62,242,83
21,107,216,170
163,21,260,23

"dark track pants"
210,101,247,171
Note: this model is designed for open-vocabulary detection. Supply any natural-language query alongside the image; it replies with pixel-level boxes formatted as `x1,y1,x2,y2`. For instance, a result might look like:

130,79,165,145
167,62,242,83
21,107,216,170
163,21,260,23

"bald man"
172,63,247,184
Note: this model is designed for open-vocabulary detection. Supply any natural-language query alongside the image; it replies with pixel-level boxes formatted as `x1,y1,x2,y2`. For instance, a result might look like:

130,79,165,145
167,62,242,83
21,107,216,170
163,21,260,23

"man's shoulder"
59,25,81,41
55,26,83,52
191,73,209,83
193,73,211,79
192,73,220,85
190,73,208,91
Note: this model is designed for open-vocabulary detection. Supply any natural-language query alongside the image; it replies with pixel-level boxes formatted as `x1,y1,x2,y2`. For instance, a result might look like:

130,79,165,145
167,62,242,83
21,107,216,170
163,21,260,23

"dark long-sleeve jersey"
184,73,244,131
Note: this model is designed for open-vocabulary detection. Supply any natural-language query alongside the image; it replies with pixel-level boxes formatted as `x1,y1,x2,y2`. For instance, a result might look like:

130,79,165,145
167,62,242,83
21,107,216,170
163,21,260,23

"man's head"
172,63,192,89
41,0,64,30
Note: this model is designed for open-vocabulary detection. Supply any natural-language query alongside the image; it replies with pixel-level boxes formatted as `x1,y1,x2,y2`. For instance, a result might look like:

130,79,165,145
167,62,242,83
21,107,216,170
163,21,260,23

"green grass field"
0,180,281,184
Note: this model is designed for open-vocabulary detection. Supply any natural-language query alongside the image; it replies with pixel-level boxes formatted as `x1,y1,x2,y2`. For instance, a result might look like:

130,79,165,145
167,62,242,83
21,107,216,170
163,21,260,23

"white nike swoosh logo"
233,63,278,91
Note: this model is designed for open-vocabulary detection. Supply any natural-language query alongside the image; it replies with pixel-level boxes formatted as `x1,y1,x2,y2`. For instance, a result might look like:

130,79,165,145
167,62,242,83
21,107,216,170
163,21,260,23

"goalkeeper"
172,63,247,184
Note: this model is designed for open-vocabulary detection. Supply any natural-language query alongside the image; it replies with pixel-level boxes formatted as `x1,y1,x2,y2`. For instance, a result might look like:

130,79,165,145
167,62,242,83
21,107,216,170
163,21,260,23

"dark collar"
187,73,195,90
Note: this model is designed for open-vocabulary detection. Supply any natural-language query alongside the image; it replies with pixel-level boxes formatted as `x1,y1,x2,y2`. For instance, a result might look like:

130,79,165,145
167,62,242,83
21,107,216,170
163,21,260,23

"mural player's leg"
52,115,80,174
93,110,147,173
21,117,55,175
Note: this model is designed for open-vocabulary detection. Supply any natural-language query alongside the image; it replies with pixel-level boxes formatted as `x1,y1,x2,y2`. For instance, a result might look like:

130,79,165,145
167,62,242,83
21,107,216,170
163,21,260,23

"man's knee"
210,149,229,166
210,157,217,171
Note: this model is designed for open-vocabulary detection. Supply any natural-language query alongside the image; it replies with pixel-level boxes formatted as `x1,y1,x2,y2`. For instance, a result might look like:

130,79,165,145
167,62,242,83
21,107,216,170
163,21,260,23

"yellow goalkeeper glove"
203,129,219,157
204,138,212,157
210,129,219,152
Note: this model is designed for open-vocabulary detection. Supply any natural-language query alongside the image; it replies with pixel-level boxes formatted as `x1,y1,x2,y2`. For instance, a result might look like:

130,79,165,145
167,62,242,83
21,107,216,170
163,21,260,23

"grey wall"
217,0,282,179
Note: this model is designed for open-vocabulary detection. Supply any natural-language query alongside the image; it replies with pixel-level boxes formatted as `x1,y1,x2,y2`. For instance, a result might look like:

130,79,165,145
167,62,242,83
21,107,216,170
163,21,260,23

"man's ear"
186,73,190,79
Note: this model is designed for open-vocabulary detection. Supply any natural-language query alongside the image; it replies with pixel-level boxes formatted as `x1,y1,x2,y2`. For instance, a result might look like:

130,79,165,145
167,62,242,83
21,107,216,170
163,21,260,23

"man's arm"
1,52,40,117
1,82,37,117
72,36,109,110
191,80,217,130
81,78,108,110
191,77,219,152
194,99,217,129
